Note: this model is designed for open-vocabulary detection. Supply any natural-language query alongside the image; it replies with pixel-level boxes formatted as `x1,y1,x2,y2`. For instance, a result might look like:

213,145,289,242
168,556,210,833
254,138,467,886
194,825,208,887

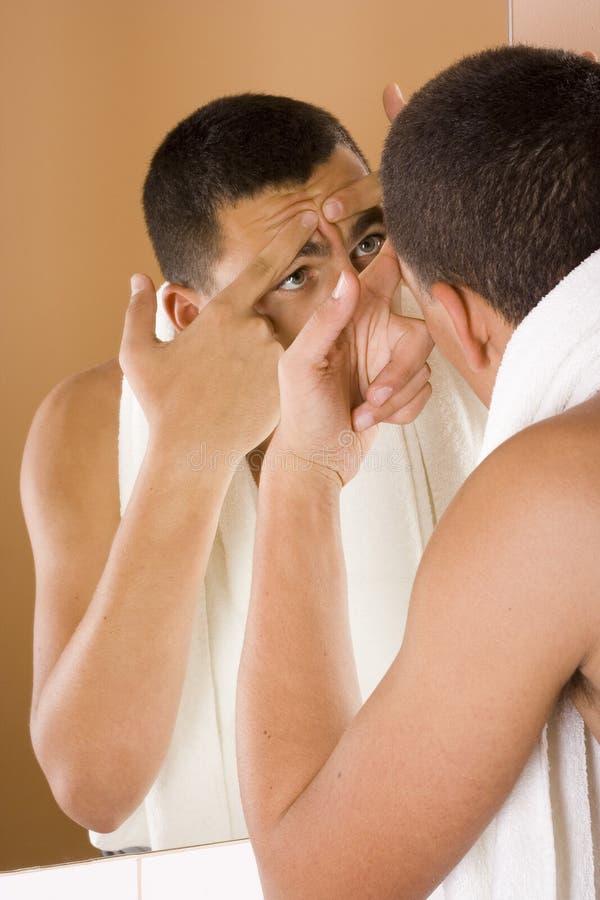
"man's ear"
162,284,205,333
429,282,490,371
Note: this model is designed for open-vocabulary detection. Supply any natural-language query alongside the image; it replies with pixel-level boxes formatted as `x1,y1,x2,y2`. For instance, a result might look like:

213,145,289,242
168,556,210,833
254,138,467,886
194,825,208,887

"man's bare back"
553,394,600,738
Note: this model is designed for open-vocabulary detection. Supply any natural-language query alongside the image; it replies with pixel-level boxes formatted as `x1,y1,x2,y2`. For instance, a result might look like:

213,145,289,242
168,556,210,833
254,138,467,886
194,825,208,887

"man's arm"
237,407,599,899
22,361,235,833
22,213,321,834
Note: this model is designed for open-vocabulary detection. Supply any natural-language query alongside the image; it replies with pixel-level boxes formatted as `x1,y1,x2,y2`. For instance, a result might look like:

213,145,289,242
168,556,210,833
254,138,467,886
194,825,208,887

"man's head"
143,94,386,347
381,46,600,401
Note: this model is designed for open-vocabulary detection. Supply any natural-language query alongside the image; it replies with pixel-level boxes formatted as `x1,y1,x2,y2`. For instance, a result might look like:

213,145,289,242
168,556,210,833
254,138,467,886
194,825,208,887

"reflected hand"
119,212,318,455
351,240,433,432
322,83,405,224
271,248,433,487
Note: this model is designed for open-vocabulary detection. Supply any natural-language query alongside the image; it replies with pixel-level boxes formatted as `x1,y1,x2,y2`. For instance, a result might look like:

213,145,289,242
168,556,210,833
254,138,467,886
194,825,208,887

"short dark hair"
143,94,367,292
381,45,600,325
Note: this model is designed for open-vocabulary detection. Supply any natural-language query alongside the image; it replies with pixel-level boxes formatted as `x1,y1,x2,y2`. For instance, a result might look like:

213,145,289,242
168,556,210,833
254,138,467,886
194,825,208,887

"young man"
211,47,599,898
20,95,485,853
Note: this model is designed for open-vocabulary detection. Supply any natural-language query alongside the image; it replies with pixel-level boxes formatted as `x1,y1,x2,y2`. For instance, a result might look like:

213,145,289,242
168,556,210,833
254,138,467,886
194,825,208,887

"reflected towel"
90,283,486,853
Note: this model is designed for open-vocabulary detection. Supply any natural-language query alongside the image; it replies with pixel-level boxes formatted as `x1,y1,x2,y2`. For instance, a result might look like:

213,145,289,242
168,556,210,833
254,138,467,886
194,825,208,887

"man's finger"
352,364,431,429
322,84,404,225
322,172,382,224
376,382,432,426
218,211,318,312
119,273,159,368
383,82,406,123
367,316,434,405
359,239,402,305
285,270,360,366
353,380,432,431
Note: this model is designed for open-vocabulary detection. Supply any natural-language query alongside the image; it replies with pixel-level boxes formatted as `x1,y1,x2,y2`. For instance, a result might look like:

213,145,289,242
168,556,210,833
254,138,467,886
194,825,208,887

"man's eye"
354,233,386,258
277,268,308,292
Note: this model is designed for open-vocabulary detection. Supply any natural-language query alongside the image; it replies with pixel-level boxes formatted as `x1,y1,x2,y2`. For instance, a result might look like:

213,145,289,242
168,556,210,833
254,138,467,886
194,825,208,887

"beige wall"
0,0,507,872
512,0,600,55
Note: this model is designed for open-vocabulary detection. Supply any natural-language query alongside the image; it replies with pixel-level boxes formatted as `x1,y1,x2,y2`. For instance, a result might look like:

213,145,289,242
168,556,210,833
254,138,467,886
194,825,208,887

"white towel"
89,282,487,853
441,247,600,900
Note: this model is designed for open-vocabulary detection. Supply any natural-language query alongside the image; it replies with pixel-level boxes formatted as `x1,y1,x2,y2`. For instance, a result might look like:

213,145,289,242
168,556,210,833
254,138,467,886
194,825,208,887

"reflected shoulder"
30,356,122,440
21,357,123,511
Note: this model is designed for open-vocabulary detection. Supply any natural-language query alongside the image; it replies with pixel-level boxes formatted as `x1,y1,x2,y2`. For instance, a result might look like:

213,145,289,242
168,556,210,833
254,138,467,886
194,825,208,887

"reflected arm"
22,365,233,833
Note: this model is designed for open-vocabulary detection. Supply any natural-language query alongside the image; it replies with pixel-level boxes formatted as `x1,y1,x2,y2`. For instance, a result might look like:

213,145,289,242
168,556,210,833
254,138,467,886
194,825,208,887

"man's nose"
315,214,355,295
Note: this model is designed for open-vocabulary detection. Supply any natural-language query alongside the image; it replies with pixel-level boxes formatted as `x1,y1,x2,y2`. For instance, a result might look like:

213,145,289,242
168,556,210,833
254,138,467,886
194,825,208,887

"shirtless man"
20,93,484,851
203,46,600,898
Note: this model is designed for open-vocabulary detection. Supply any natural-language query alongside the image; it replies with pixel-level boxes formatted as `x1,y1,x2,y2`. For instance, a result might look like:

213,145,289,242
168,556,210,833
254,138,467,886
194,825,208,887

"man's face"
206,146,386,348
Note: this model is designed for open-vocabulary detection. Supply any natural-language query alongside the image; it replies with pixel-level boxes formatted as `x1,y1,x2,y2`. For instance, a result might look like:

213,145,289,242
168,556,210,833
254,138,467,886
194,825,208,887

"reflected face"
209,146,386,348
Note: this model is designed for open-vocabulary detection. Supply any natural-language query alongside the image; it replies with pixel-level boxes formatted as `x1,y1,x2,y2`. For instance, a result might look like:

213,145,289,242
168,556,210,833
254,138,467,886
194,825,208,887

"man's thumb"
120,273,158,368
288,271,359,364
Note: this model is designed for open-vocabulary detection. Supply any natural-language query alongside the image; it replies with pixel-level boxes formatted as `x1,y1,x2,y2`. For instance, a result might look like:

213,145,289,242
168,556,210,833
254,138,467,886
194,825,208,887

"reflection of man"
230,47,600,898
21,95,484,854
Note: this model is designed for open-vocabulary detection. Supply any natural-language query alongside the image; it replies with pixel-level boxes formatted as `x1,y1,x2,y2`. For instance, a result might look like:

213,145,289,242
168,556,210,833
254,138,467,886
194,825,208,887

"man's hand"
319,82,432,432
271,270,377,487
322,83,405,224
119,212,318,455
271,250,432,486
351,239,433,432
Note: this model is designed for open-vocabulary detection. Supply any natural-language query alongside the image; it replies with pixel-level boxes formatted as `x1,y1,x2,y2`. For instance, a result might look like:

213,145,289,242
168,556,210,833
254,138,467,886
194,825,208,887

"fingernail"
354,411,375,432
130,274,146,293
323,200,343,222
371,386,393,406
332,271,349,300
394,83,405,101
301,211,318,228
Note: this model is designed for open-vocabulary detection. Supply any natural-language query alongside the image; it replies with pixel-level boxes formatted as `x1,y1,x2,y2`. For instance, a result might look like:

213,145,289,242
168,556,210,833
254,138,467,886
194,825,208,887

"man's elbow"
49,773,132,834
30,720,142,834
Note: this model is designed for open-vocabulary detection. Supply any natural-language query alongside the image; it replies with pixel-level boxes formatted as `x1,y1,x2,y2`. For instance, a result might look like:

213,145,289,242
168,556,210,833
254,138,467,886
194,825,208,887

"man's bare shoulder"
486,392,600,518
41,356,122,422
21,357,123,512
461,390,600,513
433,392,600,690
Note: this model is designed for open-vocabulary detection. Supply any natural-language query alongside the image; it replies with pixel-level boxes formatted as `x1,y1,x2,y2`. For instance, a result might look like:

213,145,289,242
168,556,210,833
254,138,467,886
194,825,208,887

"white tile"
0,855,138,900
141,840,263,900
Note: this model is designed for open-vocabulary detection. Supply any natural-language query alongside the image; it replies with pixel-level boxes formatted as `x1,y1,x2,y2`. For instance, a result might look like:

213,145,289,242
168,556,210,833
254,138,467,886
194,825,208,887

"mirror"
2,0,510,873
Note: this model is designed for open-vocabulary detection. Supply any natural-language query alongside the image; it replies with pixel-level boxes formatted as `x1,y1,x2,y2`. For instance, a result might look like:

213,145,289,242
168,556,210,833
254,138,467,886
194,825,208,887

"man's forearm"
32,437,233,833
236,455,362,844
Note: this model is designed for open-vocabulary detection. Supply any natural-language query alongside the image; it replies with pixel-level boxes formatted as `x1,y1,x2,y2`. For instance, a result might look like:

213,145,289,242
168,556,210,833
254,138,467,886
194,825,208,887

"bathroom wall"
0,840,262,900
512,0,600,55
0,0,507,874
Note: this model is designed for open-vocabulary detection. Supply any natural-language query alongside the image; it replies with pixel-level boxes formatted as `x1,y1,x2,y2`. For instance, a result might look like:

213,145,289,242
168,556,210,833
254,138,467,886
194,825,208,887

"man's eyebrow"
288,206,385,266
293,239,331,262
348,207,386,246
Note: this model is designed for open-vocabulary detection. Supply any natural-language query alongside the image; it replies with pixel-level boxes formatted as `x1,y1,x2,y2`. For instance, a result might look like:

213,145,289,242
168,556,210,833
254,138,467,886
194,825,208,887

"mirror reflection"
4,0,506,875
